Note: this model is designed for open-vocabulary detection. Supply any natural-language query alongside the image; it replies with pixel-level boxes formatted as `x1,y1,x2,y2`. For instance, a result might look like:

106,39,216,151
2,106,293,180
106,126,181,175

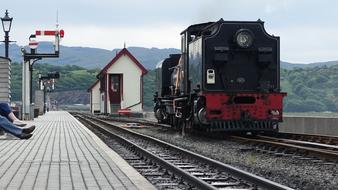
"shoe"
13,120,27,127
22,125,36,134
18,133,33,139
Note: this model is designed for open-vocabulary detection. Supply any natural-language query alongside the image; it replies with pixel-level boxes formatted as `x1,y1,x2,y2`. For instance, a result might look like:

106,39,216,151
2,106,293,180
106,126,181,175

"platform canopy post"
22,59,31,120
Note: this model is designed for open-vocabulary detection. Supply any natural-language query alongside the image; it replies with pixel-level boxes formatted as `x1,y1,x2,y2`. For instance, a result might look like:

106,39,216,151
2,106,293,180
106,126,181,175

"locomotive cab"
155,54,181,97
154,54,181,123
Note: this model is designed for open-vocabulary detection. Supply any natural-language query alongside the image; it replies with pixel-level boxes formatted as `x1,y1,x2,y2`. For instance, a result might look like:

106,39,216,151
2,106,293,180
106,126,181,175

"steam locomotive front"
186,20,286,132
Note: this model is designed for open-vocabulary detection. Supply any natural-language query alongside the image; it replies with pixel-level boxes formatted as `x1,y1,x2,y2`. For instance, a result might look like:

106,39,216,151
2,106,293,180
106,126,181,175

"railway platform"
0,111,155,190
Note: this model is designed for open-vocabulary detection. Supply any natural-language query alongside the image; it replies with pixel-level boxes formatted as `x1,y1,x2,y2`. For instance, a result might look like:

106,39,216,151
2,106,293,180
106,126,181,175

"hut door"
109,74,122,104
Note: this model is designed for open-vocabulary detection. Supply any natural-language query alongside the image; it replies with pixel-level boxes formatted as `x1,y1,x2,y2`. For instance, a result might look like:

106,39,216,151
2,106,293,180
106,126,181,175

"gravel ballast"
128,126,338,190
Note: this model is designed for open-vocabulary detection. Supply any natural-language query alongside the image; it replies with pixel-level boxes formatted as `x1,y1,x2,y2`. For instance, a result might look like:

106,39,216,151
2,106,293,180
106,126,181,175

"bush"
285,97,327,112
303,99,326,112
321,98,338,111
284,98,306,112
333,89,338,97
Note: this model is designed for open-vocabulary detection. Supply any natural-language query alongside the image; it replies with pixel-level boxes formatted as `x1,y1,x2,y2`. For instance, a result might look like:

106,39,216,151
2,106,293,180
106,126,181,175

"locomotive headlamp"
235,29,254,48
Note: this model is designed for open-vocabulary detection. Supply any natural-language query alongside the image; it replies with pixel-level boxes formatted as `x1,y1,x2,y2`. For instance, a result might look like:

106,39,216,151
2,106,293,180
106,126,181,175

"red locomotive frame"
204,92,286,121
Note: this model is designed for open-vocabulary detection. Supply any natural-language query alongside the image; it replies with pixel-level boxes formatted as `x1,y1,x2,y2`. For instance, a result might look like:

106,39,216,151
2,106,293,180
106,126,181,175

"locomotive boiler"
154,19,286,133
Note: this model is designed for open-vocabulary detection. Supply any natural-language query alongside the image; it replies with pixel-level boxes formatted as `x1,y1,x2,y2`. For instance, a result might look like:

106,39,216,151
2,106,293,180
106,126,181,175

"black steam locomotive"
154,19,286,133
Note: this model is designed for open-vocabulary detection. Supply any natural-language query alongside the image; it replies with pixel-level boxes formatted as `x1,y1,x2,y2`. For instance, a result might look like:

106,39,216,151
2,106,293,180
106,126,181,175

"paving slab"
0,111,155,190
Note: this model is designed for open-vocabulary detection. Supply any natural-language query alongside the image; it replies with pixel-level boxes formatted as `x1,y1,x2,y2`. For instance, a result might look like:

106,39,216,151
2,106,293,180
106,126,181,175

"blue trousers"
0,102,12,121
0,115,23,136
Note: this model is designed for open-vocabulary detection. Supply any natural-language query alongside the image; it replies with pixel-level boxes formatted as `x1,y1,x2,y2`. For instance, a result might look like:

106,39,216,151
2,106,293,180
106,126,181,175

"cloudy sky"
2,0,338,63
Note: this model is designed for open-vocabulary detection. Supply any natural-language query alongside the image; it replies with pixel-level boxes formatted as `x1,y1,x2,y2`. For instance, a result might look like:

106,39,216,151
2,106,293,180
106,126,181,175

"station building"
88,48,147,114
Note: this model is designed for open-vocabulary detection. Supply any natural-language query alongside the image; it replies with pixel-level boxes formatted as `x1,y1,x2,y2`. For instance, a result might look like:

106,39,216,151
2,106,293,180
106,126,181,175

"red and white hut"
88,48,147,114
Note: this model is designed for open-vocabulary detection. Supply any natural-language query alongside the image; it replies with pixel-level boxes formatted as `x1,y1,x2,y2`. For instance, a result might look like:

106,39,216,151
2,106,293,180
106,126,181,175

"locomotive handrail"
173,97,188,101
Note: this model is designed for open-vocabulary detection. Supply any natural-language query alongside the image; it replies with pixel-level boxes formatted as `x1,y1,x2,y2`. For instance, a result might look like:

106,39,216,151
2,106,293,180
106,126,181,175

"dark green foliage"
10,63,22,101
321,98,338,112
284,98,305,112
302,99,326,112
282,65,338,112
333,88,338,97
9,62,338,112
11,62,99,102
143,70,156,110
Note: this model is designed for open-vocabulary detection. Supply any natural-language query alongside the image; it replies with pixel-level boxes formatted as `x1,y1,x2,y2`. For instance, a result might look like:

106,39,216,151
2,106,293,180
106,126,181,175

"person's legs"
0,103,11,135
9,113,26,127
0,103,12,121
0,116,34,139
0,103,26,127
0,115,21,135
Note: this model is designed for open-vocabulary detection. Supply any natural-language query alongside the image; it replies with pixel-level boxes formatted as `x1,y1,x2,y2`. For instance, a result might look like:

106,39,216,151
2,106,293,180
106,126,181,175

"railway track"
256,135,338,151
73,113,292,190
96,115,172,130
274,132,338,145
232,135,338,162
85,114,338,162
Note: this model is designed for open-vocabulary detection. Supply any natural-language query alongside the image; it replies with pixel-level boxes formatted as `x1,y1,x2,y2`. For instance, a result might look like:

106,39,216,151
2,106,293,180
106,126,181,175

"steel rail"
96,114,171,128
77,115,217,190
232,136,338,161
256,135,338,151
77,113,293,190
277,132,338,145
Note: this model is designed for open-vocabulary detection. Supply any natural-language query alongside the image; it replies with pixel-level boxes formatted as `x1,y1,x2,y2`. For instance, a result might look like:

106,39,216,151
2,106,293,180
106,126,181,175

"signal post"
21,29,64,120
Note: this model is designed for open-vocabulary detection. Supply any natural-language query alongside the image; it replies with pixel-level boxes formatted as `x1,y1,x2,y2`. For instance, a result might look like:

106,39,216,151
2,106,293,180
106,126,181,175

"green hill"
3,43,338,70
1,43,180,69
281,65,338,112
10,62,98,104
10,63,338,112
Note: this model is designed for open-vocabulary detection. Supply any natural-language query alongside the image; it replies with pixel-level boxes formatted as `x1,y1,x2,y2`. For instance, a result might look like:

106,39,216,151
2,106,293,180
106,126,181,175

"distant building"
88,80,101,113
88,48,147,114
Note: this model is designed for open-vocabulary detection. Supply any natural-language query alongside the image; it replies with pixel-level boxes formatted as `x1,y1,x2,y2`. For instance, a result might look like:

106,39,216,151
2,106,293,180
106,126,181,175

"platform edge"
69,112,156,190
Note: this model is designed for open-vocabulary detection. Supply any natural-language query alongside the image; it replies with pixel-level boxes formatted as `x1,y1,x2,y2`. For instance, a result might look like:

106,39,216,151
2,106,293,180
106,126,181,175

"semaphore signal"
21,24,65,120
35,29,64,38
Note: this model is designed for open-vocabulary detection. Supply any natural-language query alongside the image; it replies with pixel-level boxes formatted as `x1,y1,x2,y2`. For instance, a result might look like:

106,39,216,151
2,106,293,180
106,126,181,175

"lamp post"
1,10,13,58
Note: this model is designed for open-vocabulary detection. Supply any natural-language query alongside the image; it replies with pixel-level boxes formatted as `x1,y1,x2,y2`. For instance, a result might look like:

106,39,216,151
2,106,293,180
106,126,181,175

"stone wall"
280,116,338,136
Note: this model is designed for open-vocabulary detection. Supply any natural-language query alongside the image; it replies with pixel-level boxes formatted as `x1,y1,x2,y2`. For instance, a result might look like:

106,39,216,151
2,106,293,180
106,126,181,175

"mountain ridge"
1,43,337,70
